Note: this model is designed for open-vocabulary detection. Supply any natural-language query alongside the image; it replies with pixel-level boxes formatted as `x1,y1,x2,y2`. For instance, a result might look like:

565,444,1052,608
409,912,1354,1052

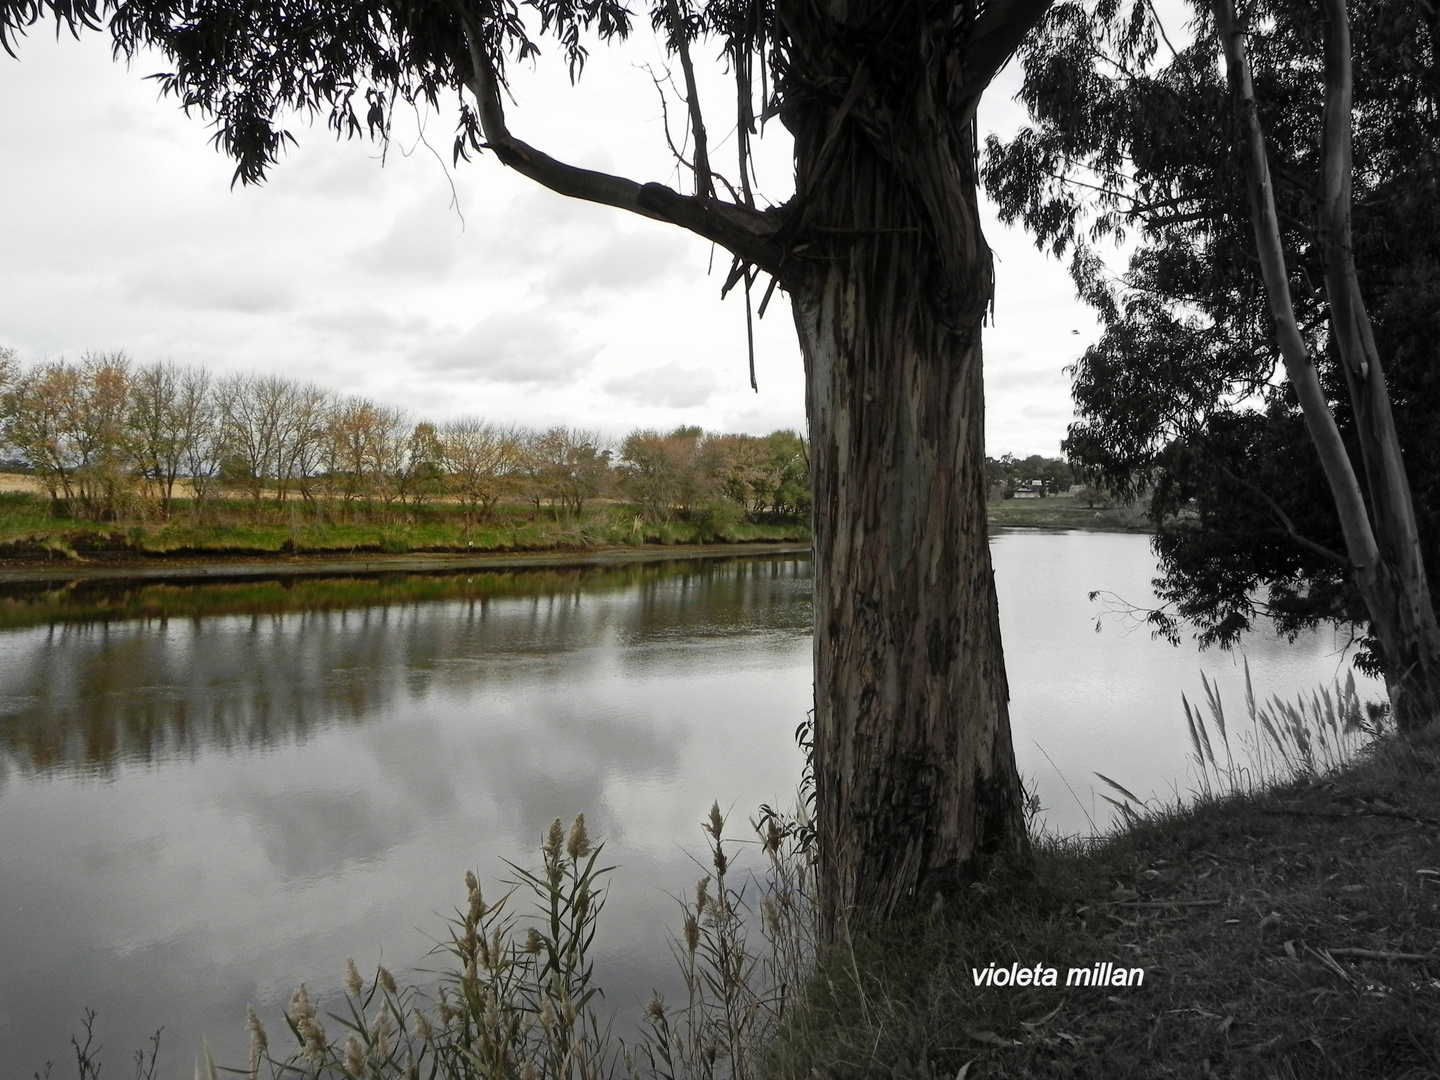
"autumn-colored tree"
522,427,610,519
440,417,519,524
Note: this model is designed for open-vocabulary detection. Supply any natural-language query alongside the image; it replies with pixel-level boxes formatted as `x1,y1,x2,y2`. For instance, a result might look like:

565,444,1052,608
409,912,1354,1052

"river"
0,532,1377,1076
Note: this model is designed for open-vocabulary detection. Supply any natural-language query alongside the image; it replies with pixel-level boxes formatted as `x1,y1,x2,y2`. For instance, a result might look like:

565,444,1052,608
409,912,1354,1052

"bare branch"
455,7,782,272
662,0,713,199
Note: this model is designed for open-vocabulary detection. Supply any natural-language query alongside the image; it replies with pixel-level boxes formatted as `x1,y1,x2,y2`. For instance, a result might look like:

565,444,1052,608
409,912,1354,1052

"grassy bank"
986,492,1152,532
0,489,1153,568
769,732,1440,1080
0,491,807,562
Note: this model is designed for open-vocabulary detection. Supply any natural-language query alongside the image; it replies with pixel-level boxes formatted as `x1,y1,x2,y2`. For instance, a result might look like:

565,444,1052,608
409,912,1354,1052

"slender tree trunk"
1314,0,1440,730
784,4,1027,935
1216,0,1440,732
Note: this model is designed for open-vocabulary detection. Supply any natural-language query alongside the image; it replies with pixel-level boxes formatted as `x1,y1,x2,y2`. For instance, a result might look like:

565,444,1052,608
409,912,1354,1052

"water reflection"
0,558,812,777
0,555,814,1079
0,539,1382,1079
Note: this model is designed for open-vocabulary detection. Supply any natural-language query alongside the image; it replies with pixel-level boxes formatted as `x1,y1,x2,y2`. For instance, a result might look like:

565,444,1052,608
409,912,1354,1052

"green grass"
0,493,809,561
987,493,1151,532
766,722,1440,1080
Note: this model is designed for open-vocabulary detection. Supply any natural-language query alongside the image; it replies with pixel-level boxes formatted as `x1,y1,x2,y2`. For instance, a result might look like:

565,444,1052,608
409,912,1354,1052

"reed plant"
633,798,818,1080
223,795,816,1080
1180,658,1386,796
1091,659,1389,826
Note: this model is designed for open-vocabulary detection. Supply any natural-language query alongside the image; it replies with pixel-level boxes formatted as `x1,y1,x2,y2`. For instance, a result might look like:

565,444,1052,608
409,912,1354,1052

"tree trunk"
783,4,1028,935
1217,0,1440,733
1314,0,1440,731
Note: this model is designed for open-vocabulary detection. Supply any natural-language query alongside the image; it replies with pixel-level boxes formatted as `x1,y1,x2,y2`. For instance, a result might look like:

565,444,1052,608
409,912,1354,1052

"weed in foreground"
213,798,815,1080
635,799,818,1080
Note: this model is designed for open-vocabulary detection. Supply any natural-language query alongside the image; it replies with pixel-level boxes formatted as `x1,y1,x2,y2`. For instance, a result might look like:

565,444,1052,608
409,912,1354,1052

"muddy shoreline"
0,541,813,587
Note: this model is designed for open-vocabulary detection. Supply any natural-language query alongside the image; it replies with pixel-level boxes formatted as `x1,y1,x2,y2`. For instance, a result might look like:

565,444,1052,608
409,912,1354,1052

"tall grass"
635,800,817,1080
1181,657,1387,795
225,798,816,1080
1092,659,1390,829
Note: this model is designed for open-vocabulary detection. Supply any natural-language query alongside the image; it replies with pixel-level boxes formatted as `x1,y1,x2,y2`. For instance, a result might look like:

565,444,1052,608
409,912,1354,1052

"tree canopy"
985,0,1440,676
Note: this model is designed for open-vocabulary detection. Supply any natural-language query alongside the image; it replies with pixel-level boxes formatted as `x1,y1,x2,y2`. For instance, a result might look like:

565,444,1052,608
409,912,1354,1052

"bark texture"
780,1,1028,934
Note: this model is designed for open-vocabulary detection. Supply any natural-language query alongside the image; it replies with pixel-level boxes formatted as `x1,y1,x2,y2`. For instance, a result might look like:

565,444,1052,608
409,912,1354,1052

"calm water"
0,535,1377,1076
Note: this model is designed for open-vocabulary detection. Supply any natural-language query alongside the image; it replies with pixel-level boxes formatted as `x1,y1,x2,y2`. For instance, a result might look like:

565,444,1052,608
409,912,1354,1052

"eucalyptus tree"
985,0,1440,730
3,0,1054,930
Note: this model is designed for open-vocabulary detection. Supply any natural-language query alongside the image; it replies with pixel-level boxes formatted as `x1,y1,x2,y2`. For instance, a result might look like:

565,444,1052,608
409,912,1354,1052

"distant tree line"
0,348,811,525
984,453,1079,498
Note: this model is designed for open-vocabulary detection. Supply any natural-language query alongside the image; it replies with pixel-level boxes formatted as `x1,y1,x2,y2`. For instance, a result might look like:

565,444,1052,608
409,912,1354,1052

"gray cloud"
470,188,692,301
544,228,689,297
418,310,599,384
605,362,717,408
352,199,465,279
122,259,295,315
305,305,433,350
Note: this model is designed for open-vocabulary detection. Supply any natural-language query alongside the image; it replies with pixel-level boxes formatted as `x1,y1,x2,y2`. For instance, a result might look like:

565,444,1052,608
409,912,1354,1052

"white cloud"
352,199,465,279
418,310,599,384
122,260,296,315
605,363,718,409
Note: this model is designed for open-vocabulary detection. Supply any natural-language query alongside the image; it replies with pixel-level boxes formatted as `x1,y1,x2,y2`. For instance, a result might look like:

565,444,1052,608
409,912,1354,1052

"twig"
1111,899,1225,909
1325,947,1430,962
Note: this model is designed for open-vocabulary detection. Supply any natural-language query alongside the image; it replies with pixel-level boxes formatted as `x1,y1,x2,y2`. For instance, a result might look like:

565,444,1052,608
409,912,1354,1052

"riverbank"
0,540,811,586
0,489,810,584
0,488,1150,586
987,493,1151,532
770,731,1440,1079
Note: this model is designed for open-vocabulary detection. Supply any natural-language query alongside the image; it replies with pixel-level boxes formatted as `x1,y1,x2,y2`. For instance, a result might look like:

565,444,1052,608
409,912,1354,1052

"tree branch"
1217,465,1350,567
959,0,1057,103
662,0,714,199
455,7,782,273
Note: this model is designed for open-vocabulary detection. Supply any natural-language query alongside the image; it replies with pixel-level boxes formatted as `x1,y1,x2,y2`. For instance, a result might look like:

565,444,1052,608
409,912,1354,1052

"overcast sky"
0,25,1096,458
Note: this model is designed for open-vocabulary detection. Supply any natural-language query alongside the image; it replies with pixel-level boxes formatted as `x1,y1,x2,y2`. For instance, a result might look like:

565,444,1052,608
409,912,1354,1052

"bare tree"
274,382,332,508
128,361,193,517
218,373,298,514
440,417,519,525
523,427,610,519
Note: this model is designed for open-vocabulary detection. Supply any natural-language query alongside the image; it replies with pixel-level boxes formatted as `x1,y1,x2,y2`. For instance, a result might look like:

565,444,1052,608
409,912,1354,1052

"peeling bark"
781,1,1028,933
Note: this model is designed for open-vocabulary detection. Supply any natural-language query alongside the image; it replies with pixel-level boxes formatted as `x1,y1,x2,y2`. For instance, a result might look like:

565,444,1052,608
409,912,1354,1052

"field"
987,492,1152,532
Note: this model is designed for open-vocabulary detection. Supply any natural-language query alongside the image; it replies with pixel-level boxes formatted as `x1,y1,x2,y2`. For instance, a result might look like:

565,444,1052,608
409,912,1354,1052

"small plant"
240,814,614,1080
1183,658,1385,797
